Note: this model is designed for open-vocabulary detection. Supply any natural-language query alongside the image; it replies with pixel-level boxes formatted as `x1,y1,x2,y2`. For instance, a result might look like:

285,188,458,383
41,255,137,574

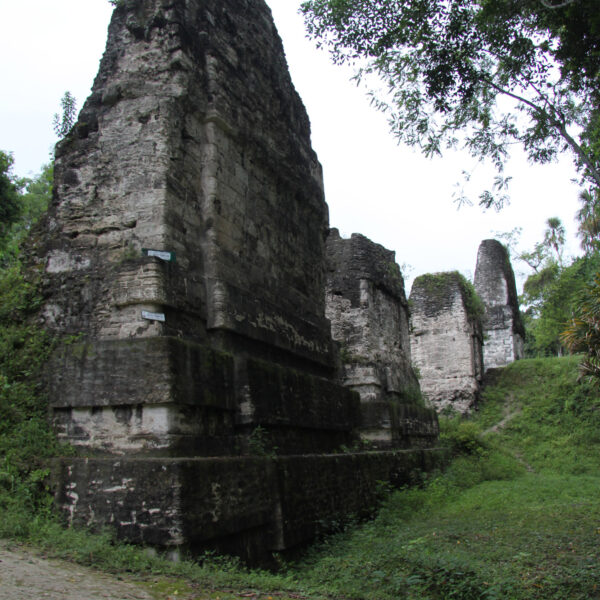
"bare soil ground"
0,541,305,600
0,540,153,600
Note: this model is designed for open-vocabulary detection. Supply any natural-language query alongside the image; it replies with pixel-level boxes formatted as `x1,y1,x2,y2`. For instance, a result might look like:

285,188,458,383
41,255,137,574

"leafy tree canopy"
301,0,600,209
0,160,53,266
0,151,22,241
506,214,600,357
562,269,600,383
522,254,600,356
577,188,600,254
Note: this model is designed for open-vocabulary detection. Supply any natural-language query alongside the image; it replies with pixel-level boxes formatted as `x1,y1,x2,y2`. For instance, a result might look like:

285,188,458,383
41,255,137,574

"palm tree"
543,217,566,266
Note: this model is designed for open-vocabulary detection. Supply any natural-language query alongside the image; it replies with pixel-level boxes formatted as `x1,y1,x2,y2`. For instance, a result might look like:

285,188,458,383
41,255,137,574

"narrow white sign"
142,248,176,262
141,311,166,322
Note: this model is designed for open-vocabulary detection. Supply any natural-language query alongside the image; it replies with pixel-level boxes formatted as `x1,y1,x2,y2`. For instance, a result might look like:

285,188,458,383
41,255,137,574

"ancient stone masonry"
409,272,484,414
474,239,525,371
325,230,438,448
36,0,444,561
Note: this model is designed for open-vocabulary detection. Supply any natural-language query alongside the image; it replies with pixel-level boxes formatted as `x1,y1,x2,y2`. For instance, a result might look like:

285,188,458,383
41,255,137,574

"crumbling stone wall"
325,230,438,447
409,272,484,413
474,239,525,370
35,0,443,561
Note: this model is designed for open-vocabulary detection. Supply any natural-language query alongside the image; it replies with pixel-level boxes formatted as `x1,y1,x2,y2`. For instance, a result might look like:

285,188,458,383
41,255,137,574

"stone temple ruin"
474,239,525,371
408,242,524,413
409,272,484,414
37,0,443,561
325,230,438,447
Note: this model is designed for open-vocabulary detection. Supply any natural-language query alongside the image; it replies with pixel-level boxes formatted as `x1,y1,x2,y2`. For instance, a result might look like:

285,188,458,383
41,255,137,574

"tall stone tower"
474,239,525,371
409,272,484,414
36,0,443,560
43,0,350,458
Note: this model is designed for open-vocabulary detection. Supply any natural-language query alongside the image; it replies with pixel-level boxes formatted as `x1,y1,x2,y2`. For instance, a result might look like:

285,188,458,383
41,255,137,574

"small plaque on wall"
141,311,166,322
142,248,176,262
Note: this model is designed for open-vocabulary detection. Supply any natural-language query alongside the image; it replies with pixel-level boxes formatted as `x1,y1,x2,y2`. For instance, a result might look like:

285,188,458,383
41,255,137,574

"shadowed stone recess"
474,239,525,371
325,230,438,447
409,272,484,414
34,0,444,561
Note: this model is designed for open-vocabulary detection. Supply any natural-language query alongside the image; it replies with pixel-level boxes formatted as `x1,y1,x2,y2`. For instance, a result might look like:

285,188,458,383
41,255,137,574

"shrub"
440,418,487,456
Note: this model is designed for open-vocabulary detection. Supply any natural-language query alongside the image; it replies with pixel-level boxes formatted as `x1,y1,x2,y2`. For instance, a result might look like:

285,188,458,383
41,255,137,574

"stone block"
49,336,234,410
52,448,448,563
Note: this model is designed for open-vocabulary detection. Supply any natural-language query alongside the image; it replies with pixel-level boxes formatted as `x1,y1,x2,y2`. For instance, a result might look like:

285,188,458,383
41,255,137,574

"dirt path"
482,393,521,435
0,541,304,600
0,541,153,600
482,394,535,473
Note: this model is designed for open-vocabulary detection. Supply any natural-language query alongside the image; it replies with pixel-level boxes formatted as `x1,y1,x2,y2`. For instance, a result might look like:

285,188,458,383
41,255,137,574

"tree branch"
484,78,600,189
539,0,577,8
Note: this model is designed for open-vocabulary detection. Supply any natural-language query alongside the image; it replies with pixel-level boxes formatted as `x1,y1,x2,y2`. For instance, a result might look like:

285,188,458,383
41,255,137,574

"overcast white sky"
0,0,585,291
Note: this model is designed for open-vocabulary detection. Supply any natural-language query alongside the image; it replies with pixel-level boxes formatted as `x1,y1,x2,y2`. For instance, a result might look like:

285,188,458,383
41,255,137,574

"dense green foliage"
0,262,58,532
522,253,600,356
577,188,600,254
562,272,600,382
0,159,57,532
0,151,22,244
0,162,53,266
506,215,600,357
301,0,600,208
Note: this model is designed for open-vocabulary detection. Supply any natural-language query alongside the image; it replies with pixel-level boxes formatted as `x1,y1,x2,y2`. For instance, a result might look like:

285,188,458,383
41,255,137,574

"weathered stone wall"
34,0,442,561
38,0,358,456
45,0,331,357
409,272,484,414
325,230,438,447
474,239,525,370
52,448,446,564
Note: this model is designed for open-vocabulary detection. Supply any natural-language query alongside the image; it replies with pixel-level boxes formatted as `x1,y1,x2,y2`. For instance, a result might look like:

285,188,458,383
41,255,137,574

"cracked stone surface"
325,229,439,447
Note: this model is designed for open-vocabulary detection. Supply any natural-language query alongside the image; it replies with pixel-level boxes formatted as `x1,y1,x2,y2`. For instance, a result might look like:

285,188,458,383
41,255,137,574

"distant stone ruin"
36,0,443,561
474,239,525,371
409,272,484,413
325,230,438,447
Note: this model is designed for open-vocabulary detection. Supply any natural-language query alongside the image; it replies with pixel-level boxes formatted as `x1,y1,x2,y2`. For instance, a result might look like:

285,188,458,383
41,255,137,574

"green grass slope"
293,356,600,599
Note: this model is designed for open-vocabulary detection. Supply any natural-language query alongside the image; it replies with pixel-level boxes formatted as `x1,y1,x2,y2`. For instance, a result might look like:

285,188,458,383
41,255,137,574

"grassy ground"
2,337,599,598
288,356,600,599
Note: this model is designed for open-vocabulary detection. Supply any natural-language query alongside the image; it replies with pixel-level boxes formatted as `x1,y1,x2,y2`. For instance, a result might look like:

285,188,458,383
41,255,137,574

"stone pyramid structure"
409,272,484,413
36,0,444,561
